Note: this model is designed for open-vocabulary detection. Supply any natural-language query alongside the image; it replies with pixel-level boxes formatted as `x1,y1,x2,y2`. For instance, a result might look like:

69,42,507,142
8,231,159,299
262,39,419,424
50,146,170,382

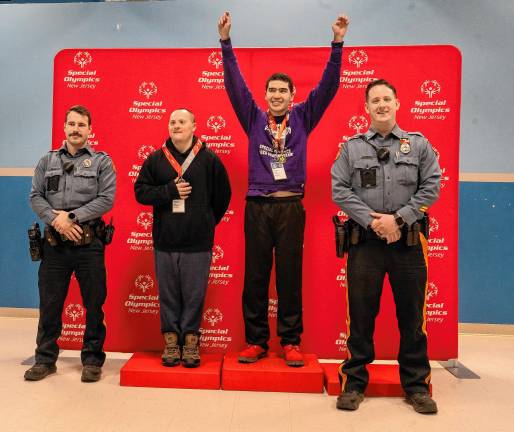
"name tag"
172,199,185,213
271,162,287,180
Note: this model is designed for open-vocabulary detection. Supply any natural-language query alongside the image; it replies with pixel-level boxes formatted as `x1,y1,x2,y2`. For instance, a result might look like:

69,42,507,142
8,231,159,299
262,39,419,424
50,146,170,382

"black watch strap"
394,212,405,227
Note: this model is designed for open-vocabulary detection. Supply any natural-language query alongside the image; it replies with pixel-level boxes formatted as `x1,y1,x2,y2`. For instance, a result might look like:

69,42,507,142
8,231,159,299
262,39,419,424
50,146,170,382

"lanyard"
161,139,202,178
267,111,289,152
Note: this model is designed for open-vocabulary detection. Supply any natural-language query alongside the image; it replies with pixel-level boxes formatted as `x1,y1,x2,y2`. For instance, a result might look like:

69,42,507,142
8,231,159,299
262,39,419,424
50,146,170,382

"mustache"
68,133,82,137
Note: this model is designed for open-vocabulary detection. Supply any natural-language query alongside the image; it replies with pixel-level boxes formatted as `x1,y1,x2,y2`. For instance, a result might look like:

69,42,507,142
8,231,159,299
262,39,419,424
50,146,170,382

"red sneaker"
238,344,267,363
283,344,304,367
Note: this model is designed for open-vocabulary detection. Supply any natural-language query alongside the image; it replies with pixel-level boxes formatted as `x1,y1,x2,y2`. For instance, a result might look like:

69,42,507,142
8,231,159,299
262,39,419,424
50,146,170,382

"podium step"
120,352,223,390
322,363,432,396
222,352,324,393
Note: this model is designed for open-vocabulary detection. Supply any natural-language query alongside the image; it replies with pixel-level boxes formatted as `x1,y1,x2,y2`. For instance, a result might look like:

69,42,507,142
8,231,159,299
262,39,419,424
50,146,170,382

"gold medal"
83,158,92,167
399,138,411,154
277,153,286,164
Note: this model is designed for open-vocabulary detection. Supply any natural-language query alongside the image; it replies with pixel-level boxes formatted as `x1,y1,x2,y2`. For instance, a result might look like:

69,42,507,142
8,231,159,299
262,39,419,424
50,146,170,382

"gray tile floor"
2,316,513,432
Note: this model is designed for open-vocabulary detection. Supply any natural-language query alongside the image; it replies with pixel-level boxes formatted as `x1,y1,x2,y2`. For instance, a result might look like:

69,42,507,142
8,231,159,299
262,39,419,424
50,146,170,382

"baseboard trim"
0,307,39,318
459,323,514,335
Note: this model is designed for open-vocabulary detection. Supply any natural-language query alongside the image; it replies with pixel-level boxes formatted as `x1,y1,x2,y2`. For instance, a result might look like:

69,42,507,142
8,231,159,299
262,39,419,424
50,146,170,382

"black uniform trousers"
339,234,431,395
35,237,107,367
243,197,305,349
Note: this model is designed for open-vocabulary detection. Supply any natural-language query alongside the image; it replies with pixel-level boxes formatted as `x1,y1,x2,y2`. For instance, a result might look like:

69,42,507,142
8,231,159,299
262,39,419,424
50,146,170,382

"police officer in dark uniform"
331,79,441,413
25,105,116,382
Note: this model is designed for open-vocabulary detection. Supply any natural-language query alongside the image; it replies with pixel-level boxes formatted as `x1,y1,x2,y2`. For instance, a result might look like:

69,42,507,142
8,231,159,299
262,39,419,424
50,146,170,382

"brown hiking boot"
406,392,438,414
162,332,181,367
182,333,200,368
24,363,57,381
336,390,365,411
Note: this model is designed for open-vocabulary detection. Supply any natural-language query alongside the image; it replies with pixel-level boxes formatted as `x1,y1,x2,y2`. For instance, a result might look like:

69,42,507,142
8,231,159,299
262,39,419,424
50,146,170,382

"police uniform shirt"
331,124,441,228
30,142,116,224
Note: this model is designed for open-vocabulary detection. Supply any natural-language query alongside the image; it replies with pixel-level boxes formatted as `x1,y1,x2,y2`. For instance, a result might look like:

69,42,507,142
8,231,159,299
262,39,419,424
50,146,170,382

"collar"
59,142,93,157
365,124,405,140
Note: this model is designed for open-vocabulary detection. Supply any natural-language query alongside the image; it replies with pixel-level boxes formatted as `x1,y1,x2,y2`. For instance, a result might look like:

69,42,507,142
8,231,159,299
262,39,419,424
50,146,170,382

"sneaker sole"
238,352,267,363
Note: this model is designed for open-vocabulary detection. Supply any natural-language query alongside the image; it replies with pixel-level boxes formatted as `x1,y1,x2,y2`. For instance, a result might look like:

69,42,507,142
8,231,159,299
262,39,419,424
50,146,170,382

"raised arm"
218,11,260,134
301,14,349,133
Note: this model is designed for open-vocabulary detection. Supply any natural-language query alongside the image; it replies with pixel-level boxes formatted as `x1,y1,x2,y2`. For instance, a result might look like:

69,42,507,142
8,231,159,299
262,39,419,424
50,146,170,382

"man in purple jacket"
218,11,349,366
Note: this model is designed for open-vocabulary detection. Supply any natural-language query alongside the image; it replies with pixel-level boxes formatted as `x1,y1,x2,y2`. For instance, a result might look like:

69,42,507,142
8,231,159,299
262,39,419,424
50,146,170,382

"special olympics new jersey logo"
211,245,224,263
207,115,226,133
432,146,440,160
65,303,84,322
137,145,155,160
137,212,153,230
348,50,368,68
427,282,439,300
208,51,223,69
348,115,368,134
429,217,440,235
420,80,441,98
139,82,158,99
74,51,92,69
336,331,348,350
135,274,154,293
203,307,223,326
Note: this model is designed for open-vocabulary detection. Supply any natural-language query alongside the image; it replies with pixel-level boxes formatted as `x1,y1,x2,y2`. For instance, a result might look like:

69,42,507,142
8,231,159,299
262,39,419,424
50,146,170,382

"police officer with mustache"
25,105,116,383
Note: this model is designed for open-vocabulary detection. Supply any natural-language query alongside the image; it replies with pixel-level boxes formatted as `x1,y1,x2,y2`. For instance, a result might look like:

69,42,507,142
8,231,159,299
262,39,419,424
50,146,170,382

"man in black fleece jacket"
135,109,231,368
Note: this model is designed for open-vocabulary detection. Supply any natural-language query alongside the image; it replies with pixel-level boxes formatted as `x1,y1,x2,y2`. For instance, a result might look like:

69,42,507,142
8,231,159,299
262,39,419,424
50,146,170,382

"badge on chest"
271,161,287,181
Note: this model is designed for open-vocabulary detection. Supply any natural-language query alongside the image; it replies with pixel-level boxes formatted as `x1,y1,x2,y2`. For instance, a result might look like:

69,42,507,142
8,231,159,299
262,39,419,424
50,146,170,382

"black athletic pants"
242,196,305,349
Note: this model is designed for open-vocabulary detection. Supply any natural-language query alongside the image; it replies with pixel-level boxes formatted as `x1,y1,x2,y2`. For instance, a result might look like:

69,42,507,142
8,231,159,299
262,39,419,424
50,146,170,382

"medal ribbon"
267,111,289,152
161,139,202,178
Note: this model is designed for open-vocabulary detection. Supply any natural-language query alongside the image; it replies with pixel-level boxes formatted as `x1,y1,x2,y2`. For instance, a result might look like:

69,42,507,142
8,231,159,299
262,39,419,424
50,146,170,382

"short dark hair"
266,73,294,93
65,105,91,126
365,79,397,101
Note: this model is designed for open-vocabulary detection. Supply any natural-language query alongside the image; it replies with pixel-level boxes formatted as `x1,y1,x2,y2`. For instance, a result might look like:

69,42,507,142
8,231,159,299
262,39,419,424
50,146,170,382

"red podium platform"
222,352,324,393
120,352,223,390
321,363,432,396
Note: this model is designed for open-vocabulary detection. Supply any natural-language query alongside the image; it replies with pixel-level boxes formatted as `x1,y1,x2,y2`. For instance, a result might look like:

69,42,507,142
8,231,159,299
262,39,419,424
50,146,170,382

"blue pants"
154,249,212,342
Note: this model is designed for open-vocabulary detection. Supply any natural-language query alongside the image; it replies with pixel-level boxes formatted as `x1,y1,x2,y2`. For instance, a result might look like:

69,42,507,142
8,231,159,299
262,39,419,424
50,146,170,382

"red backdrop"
52,45,460,360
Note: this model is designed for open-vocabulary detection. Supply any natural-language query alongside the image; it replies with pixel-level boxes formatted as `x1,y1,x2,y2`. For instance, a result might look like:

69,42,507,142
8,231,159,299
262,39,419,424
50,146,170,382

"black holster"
333,216,349,258
28,222,43,261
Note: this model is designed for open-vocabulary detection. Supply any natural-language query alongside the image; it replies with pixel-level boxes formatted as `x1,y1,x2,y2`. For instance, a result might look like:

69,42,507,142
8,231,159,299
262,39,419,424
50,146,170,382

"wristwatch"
68,212,77,222
394,212,405,227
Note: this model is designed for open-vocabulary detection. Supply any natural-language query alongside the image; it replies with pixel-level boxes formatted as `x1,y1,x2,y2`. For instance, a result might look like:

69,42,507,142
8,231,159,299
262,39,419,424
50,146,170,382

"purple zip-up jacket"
221,39,343,196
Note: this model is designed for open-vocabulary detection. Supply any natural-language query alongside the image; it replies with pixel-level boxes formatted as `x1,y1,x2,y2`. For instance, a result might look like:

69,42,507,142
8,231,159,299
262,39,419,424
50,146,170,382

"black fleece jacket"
134,136,231,252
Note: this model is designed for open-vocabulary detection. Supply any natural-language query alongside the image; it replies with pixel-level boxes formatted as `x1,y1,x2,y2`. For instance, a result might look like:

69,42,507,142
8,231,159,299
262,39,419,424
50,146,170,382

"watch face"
68,212,76,220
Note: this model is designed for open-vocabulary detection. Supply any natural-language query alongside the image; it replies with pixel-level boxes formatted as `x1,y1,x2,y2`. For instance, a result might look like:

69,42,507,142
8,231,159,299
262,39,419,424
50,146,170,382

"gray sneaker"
24,363,57,381
162,332,181,367
406,392,438,414
81,365,102,382
336,390,364,411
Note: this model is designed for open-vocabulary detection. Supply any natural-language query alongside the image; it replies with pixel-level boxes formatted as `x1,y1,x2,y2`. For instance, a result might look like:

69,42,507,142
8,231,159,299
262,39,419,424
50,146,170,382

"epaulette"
407,131,425,138
94,150,111,158
347,133,365,141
